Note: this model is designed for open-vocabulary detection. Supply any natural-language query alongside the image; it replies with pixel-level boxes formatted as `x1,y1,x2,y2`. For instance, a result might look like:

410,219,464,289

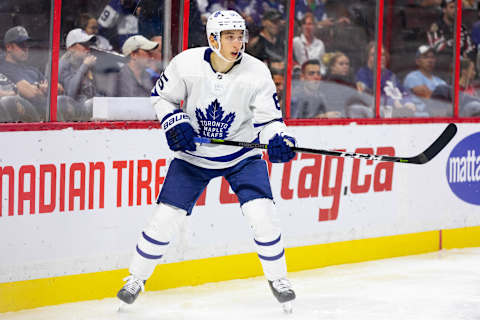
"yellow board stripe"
0,227,477,313
442,225,480,249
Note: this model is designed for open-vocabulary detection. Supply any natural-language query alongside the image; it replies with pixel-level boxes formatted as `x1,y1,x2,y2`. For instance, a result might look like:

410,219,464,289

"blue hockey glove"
267,134,296,163
161,110,197,152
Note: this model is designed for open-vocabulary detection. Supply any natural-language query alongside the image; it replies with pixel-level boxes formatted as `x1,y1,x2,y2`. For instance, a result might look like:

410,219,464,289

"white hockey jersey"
151,47,288,169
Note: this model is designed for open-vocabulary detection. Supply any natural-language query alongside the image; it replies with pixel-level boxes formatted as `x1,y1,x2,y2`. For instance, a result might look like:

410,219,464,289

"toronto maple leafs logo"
195,99,235,139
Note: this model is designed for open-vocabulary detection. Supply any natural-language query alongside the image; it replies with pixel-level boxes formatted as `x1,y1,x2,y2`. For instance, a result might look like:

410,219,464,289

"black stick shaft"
193,123,457,165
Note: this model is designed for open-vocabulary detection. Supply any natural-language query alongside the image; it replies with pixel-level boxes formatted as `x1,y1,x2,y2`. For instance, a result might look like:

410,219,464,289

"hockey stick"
193,123,457,164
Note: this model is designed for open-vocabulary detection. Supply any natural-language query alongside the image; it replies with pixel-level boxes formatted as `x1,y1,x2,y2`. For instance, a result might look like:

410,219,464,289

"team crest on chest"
195,99,235,139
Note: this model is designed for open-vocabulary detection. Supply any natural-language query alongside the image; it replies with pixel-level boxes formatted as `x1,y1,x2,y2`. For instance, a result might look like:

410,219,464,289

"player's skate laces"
117,275,145,304
268,277,296,303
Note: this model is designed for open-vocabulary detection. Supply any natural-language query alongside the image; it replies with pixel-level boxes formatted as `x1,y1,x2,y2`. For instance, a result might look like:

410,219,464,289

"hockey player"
117,10,297,313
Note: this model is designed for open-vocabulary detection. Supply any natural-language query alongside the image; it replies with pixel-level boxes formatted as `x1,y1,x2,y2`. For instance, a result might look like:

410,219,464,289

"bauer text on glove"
161,110,197,152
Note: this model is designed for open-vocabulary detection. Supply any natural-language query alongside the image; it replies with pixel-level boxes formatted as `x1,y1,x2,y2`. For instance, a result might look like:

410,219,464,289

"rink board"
1,123,480,312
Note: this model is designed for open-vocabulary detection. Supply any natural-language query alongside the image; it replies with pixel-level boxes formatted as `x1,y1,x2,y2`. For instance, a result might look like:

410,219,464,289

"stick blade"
408,123,457,164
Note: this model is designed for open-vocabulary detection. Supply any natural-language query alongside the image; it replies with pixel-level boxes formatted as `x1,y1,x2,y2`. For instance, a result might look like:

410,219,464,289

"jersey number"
99,9,110,21
273,93,280,110
157,72,169,90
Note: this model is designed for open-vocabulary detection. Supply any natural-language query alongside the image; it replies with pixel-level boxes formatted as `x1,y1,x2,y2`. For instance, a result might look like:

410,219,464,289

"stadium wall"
1,122,480,313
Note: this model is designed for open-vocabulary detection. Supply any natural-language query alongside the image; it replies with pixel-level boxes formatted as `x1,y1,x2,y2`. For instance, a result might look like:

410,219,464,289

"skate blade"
282,301,293,314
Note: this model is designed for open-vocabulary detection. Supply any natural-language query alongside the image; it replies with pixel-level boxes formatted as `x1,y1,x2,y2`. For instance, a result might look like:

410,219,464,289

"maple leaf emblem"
195,99,236,139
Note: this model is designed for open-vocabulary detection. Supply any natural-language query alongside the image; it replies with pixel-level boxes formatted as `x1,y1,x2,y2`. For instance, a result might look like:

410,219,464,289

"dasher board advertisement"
0,123,479,282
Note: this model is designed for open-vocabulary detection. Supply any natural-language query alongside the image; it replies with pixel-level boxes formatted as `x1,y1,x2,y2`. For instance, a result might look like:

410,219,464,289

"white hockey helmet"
206,10,248,62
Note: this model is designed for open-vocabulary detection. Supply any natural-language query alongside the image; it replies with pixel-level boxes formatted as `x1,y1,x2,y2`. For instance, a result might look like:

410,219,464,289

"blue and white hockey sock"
242,198,287,281
129,203,187,280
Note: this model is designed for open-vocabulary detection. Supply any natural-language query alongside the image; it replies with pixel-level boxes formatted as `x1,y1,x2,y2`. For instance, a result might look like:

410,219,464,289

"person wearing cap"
246,10,285,63
145,35,163,84
58,28,98,121
115,35,158,97
403,45,447,117
0,26,63,120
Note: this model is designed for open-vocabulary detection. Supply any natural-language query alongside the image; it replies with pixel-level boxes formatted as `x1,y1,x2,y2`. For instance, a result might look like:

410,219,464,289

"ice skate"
268,277,296,314
117,275,146,305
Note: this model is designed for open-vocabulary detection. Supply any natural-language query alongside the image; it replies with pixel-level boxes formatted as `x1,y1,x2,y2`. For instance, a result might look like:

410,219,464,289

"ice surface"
1,247,479,320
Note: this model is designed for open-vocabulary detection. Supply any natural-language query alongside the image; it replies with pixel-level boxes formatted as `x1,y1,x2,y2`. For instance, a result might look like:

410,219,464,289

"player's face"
220,30,244,61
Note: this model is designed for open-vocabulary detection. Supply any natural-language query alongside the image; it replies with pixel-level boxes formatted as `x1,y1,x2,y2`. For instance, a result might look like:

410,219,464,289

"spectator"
234,0,264,36
260,0,286,16
321,1,367,72
200,1,264,37
97,0,140,50
462,0,476,9
403,45,447,116
268,59,285,74
295,0,351,29
323,51,355,85
246,10,285,63
0,71,38,122
146,35,163,84
58,28,98,121
292,12,326,73
116,35,158,97
271,68,284,107
458,57,480,116
459,57,477,96
78,13,113,51
427,0,475,73
431,58,480,117
137,0,165,39
0,26,64,120
321,51,371,118
290,59,332,118
355,42,416,118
